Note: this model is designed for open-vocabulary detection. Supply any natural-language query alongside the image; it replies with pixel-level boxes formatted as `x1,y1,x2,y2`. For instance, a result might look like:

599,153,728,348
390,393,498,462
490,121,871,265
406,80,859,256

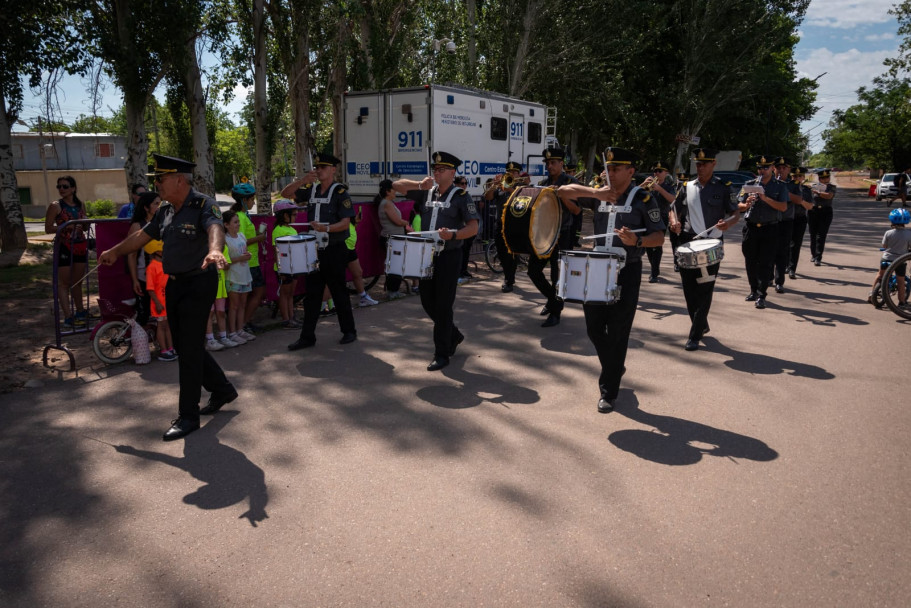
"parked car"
714,170,756,190
875,173,907,201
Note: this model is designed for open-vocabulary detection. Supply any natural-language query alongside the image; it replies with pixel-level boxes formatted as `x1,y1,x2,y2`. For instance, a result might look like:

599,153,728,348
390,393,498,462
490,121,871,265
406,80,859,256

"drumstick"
691,215,738,240
70,263,100,290
581,228,647,240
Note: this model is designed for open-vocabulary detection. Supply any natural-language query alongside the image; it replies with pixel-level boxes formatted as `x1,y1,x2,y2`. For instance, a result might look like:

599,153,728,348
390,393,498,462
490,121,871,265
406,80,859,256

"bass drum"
500,186,562,259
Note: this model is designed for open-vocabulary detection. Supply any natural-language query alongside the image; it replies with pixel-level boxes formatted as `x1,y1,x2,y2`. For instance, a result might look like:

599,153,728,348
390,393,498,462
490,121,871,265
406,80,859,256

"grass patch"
0,262,55,299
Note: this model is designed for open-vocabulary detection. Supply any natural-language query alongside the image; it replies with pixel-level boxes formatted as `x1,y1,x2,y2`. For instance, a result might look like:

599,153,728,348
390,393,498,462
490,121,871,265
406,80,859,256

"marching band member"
787,167,814,279
392,152,480,371
668,148,738,351
555,148,665,413
534,146,582,328
738,156,789,309
772,157,801,293
807,169,836,266
282,153,358,350
483,161,522,292
645,161,675,283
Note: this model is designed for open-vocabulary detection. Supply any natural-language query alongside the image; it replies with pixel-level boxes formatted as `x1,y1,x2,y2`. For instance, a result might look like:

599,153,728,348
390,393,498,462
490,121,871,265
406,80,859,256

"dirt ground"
0,172,873,394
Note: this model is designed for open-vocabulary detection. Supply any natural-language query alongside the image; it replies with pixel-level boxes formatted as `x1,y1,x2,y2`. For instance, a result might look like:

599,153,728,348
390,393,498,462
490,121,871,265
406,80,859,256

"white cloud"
864,32,897,41
805,0,897,29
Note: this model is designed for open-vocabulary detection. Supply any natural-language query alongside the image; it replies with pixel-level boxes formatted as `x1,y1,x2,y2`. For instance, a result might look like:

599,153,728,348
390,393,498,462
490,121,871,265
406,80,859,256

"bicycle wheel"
92,321,133,364
880,252,911,320
485,240,503,273
870,283,885,309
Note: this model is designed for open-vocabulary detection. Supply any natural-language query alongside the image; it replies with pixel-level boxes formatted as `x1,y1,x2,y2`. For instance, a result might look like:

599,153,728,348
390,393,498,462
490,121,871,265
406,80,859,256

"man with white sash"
668,148,738,351
282,152,358,350
555,147,665,414
392,151,480,371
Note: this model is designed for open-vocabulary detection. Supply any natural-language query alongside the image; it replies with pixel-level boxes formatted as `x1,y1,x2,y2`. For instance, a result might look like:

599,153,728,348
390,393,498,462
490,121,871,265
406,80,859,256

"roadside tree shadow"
762,301,868,326
609,392,779,466
114,411,268,526
417,358,540,409
701,336,835,379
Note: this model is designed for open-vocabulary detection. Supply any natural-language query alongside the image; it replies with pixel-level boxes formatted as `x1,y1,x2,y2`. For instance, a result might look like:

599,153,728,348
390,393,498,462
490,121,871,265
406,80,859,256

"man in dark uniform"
645,161,675,283
555,148,665,413
807,169,837,266
99,154,236,441
667,148,738,351
787,167,814,279
392,151,480,371
534,146,582,328
483,161,522,292
281,153,358,349
738,156,789,309
772,157,802,293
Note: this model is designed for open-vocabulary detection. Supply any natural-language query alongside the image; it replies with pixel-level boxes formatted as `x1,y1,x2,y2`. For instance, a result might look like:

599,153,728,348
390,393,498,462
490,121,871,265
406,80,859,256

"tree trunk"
358,1,376,89
124,96,149,194
0,94,28,252
509,0,542,97
289,18,312,176
330,19,350,161
253,0,271,206
466,0,477,86
183,38,214,196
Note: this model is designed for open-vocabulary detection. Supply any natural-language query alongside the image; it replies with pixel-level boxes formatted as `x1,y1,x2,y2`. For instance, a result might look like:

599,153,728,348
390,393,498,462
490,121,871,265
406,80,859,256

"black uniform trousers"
459,234,476,276
788,215,808,273
549,228,574,284
300,242,356,342
742,222,778,297
528,252,564,317
807,207,834,262
419,247,463,358
773,219,794,286
646,211,671,278
166,269,232,421
680,260,721,341
379,235,403,293
494,222,517,285
583,261,642,401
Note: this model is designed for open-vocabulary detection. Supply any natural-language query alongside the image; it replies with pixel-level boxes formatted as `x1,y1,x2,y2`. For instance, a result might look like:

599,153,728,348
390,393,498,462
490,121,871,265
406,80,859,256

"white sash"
686,181,721,239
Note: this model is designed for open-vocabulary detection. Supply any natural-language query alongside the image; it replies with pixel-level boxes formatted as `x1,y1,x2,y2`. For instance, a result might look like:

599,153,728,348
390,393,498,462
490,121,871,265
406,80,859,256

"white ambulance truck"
340,84,554,200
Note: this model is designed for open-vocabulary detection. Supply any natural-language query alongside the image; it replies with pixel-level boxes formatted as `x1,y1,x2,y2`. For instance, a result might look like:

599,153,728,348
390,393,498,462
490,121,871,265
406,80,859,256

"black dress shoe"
814,259,821,266
755,297,766,309
501,282,514,293
427,356,450,372
597,397,615,414
775,284,784,294
162,417,200,441
685,339,699,351
541,313,561,327
449,332,464,356
200,387,238,415
539,306,550,316
745,292,758,302
788,271,796,280
287,338,316,351
339,332,357,345
648,275,658,283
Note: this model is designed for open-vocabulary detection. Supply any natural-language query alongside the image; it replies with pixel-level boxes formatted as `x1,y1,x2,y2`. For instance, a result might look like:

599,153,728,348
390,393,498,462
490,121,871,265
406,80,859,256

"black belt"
168,267,214,280
747,220,778,228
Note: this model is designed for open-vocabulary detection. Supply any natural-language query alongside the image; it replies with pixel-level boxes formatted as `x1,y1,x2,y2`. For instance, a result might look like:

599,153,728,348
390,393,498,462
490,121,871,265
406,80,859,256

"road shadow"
608,391,779,466
418,356,540,409
702,336,835,379
114,411,269,526
762,301,868,327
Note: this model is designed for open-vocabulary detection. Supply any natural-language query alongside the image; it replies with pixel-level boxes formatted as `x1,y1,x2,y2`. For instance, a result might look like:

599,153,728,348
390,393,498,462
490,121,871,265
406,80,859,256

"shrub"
85,199,116,217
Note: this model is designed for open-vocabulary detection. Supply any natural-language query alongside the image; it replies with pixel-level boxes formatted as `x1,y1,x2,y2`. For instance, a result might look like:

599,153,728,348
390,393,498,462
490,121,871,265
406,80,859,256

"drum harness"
308,182,342,249
682,181,731,284
410,185,460,254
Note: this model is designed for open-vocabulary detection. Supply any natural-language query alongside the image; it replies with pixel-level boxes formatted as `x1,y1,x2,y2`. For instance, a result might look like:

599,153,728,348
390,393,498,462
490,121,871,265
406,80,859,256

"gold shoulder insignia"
725,181,732,186
458,188,467,196
642,193,651,202
337,187,347,194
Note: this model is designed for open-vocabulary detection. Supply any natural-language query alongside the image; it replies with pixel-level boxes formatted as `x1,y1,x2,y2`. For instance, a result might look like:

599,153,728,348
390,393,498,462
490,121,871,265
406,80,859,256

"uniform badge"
212,205,223,220
467,202,478,216
343,199,352,208
648,209,661,223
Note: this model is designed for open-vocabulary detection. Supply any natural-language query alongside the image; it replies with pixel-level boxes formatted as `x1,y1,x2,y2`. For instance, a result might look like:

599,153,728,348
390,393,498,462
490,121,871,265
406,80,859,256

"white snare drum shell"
276,235,319,274
385,235,435,279
675,238,724,269
557,251,622,304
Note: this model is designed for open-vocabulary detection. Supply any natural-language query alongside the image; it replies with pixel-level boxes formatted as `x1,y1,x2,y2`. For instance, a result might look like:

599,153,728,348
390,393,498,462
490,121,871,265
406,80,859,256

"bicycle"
90,297,158,364
485,239,528,274
879,251,911,319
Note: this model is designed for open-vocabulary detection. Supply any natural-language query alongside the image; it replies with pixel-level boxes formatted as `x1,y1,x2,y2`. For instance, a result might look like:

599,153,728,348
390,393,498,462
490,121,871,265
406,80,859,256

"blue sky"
795,0,903,151
14,0,906,154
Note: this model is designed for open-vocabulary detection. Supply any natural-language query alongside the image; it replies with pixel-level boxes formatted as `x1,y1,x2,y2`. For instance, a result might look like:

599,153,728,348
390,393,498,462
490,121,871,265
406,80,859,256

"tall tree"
0,2,89,252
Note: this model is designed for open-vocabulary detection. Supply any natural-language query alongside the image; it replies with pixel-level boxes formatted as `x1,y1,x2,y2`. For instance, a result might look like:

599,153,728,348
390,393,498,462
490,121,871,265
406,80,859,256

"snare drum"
501,186,562,258
275,234,319,275
385,234,436,279
675,238,724,269
557,250,623,304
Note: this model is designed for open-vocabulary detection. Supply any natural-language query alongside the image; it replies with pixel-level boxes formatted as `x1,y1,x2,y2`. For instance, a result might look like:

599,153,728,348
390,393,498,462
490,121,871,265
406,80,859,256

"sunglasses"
56,184,71,190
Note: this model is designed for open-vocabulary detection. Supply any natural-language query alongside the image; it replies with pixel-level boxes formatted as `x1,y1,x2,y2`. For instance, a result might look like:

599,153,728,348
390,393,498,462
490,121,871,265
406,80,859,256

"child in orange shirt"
145,240,177,362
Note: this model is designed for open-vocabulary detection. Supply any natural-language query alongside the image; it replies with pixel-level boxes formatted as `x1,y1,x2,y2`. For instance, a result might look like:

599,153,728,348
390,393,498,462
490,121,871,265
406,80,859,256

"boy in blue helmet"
868,208,911,306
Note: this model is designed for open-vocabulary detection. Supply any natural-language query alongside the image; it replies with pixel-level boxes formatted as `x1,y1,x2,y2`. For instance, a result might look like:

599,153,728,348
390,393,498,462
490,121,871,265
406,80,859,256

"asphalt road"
2,184,908,607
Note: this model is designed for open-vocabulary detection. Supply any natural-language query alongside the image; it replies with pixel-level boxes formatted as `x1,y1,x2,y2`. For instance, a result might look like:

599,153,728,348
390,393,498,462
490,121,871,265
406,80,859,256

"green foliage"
84,199,115,217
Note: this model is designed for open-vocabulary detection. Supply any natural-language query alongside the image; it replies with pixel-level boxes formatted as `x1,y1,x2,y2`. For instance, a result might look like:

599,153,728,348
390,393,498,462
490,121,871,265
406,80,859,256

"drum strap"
309,182,341,223
696,266,716,284
427,186,457,232
686,182,721,239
